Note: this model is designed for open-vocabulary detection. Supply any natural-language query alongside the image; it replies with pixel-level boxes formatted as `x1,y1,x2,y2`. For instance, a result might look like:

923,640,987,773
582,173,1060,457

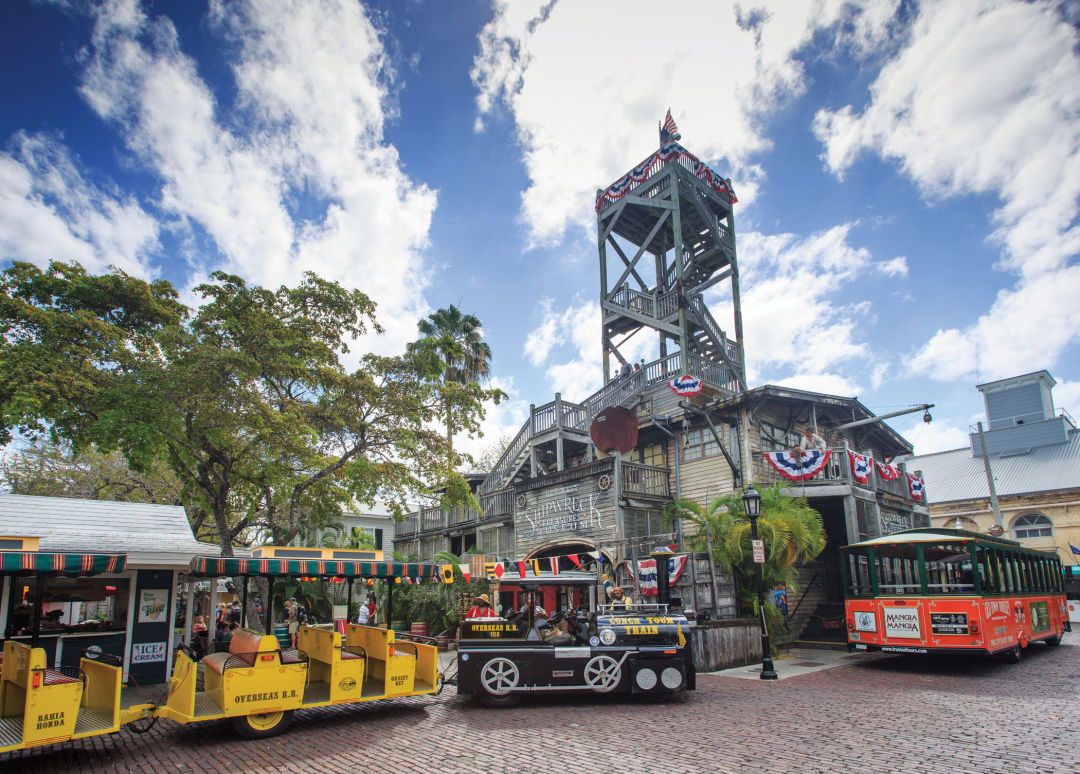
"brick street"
4,641,1078,774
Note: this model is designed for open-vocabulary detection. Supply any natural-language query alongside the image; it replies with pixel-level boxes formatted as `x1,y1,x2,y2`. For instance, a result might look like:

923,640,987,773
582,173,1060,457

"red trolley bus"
843,528,1069,661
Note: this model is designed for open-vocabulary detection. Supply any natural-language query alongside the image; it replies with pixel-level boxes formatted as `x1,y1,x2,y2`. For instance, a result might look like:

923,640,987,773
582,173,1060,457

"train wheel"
232,709,294,739
584,655,621,693
478,658,521,708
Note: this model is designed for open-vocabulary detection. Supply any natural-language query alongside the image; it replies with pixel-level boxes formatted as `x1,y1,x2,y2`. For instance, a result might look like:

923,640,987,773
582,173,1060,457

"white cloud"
0,132,159,274
813,0,1080,382
1052,379,1080,422
769,372,862,397
900,418,970,456
452,375,530,469
71,0,436,353
471,0,900,247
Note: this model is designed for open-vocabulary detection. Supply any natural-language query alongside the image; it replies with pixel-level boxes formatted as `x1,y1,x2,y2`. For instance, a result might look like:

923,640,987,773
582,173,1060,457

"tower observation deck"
596,140,745,394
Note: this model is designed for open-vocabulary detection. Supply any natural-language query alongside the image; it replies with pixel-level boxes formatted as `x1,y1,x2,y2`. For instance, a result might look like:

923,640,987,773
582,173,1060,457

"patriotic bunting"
635,554,690,596
876,461,900,480
907,473,925,500
848,449,872,485
595,142,737,213
549,557,559,575
762,450,832,482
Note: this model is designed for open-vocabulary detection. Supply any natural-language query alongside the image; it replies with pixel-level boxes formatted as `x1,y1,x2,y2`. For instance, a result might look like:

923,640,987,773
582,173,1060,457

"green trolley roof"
0,551,127,575
190,555,438,580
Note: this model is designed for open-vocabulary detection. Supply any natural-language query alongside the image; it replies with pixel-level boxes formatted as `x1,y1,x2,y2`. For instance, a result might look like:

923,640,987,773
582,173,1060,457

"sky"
2,0,1079,465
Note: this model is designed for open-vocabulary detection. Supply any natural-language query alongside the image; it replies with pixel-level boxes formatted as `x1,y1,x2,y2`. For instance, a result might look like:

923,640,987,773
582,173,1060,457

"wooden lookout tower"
595,119,746,395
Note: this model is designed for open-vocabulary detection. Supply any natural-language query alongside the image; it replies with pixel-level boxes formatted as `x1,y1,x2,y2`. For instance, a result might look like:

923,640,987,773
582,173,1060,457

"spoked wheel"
232,709,294,739
478,658,521,708
584,655,621,693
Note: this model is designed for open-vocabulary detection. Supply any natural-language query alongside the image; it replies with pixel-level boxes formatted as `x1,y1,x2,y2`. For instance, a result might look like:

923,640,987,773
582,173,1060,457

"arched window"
1011,513,1053,539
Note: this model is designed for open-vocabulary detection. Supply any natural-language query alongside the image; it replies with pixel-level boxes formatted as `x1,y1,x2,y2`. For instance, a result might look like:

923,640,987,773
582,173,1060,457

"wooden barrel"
435,635,452,651
410,621,429,637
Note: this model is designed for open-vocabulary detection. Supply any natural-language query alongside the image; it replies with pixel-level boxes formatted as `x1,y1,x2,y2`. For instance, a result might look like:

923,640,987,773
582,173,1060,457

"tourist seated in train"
603,575,633,610
465,594,499,619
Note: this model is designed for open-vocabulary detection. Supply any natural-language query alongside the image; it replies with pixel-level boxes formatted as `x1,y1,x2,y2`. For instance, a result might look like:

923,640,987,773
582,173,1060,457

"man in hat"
466,594,497,619
603,575,633,610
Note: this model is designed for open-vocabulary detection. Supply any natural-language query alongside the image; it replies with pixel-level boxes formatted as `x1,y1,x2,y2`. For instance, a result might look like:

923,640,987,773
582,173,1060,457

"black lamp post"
743,484,777,680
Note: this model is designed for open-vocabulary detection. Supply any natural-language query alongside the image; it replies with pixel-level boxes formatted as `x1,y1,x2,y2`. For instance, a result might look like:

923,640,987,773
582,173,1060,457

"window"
683,428,719,461
640,443,665,467
846,550,872,596
479,525,514,556
1012,513,1053,539
759,421,800,452
873,544,921,595
6,576,130,639
923,543,975,594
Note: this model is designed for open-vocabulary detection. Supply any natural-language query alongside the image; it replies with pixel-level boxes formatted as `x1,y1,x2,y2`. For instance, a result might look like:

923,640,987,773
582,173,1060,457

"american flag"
663,109,679,137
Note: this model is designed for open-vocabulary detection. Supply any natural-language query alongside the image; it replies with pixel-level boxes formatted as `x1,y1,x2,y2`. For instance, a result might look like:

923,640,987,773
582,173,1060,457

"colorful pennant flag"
549,557,559,575
440,564,454,584
458,563,471,583
517,560,527,579
568,553,582,570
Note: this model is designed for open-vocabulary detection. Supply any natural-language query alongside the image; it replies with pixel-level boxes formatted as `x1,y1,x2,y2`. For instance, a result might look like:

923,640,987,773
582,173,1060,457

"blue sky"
2,0,1079,463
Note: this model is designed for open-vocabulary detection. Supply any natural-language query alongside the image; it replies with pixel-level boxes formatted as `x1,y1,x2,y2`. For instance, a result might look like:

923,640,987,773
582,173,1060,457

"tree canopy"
0,261,503,554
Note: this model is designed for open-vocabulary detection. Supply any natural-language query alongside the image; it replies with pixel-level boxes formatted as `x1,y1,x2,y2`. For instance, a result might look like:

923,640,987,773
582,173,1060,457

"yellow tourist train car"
0,546,440,751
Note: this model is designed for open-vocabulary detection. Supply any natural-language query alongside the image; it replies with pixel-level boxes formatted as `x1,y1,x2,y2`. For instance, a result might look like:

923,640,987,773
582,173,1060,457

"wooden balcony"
751,448,924,504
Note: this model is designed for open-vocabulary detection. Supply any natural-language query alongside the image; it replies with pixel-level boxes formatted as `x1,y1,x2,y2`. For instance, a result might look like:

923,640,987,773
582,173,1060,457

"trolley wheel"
478,657,521,708
232,709,294,739
1045,635,1061,647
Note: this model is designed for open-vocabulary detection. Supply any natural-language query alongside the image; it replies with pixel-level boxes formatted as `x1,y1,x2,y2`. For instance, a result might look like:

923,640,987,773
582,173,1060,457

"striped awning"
190,555,438,580
0,551,127,575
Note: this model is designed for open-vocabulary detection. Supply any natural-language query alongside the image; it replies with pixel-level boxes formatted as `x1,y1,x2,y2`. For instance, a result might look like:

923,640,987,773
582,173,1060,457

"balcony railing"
751,448,922,503
622,462,669,497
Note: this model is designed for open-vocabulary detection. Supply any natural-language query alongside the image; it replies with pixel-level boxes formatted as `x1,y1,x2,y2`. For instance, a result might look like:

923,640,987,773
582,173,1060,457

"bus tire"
232,709,294,739
1002,646,1021,664
1045,635,1061,647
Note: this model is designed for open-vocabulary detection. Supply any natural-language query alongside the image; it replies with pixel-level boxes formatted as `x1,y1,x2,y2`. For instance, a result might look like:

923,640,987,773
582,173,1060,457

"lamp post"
743,484,777,680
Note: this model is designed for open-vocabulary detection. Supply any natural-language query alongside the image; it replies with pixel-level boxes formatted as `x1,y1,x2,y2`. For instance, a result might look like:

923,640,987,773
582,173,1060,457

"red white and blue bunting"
762,450,832,482
595,142,737,213
907,473,925,500
847,449,872,485
668,374,702,396
876,461,900,480
634,554,689,596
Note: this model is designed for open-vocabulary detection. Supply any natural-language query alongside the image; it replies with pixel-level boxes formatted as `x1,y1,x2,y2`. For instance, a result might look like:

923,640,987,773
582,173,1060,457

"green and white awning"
0,551,127,574
190,555,438,580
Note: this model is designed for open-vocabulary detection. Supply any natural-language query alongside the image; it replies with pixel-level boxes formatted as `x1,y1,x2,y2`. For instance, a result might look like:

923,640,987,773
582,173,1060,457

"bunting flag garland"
595,142,737,213
635,554,690,596
848,450,872,485
762,450,832,482
549,557,560,575
876,461,900,480
907,473,925,500
567,553,582,570
517,560,527,579
458,563,471,583
439,564,454,583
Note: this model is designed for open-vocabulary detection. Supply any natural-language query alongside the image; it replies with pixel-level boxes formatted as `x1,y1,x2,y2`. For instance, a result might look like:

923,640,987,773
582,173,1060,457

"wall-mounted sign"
879,511,912,535
518,482,607,538
131,642,166,664
138,589,169,623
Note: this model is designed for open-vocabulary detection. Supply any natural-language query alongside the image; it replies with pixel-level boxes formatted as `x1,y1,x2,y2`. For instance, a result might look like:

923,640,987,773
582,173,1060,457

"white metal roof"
0,494,210,568
905,428,1080,504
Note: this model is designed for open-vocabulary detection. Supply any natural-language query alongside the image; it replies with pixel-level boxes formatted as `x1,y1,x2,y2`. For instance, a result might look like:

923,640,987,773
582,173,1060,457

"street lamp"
743,484,777,680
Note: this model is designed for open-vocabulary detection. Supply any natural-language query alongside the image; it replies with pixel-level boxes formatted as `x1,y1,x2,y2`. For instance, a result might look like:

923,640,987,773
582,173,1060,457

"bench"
202,629,283,675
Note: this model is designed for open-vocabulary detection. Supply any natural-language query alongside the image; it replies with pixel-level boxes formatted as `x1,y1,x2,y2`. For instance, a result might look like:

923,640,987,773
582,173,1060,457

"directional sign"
752,539,765,564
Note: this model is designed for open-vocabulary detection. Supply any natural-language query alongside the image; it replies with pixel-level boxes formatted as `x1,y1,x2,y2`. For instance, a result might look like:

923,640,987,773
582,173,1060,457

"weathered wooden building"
394,132,929,645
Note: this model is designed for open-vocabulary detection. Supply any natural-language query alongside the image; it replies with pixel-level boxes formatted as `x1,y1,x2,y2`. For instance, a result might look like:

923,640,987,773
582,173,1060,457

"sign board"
752,539,765,564
883,607,922,639
853,611,877,632
131,641,167,664
138,589,169,623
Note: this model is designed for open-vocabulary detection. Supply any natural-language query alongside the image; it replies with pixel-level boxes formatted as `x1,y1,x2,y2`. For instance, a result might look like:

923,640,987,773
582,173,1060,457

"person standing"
286,597,300,648
466,594,497,619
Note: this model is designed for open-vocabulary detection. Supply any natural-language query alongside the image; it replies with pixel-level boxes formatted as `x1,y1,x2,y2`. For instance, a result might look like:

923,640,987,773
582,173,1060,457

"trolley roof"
843,527,1022,550
189,554,438,579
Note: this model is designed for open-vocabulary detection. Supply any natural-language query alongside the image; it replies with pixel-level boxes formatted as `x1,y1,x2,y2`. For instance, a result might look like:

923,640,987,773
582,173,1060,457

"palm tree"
665,482,826,616
408,305,493,450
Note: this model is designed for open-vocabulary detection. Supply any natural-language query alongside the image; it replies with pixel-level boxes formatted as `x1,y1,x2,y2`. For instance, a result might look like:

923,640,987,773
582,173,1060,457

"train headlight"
599,628,617,645
635,668,658,690
660,667,683,690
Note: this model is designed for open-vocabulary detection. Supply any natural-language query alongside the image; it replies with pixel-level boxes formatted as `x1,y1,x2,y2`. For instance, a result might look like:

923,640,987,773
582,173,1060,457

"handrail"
787,573,823,622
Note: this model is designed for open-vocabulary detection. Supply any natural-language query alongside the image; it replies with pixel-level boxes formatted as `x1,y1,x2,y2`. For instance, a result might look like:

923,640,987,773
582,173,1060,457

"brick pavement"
4,640,1079,773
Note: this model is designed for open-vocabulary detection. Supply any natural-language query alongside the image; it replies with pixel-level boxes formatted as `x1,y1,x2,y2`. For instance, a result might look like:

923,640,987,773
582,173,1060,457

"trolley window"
873,543,921,595
923,543,975,594
846,549,872,597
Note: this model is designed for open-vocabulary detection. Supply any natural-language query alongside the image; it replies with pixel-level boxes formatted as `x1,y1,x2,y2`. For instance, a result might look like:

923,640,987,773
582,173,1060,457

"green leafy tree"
665,483,826,646
0,261,502,555
408,305,494,451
